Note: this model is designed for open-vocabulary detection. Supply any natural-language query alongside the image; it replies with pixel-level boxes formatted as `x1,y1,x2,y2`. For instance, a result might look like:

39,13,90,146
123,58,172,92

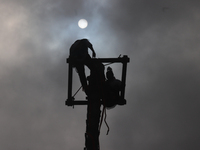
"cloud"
1,0,200,150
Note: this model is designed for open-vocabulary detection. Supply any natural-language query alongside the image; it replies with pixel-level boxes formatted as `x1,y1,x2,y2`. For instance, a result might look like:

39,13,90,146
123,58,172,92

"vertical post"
84,60,104,150
85,97,101,150
66,59,73,106
120,55,129,100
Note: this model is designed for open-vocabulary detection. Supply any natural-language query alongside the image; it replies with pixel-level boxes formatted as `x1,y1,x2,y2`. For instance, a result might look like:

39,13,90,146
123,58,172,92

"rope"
98,107,105,132
104,107,110,135
99,106,110,135
72,86,82,97
71,86,82,108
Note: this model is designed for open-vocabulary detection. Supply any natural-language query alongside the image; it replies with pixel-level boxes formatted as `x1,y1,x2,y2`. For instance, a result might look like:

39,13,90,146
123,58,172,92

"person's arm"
87,41,96,58
90,45,96,58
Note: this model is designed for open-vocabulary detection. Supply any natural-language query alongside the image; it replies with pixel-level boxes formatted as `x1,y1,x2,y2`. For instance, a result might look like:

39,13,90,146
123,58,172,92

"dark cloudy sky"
1,0,200,149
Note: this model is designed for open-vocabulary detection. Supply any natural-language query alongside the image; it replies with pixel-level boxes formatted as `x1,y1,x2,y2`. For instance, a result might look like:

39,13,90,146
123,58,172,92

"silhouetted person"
105,67,123,108
69,39,96,94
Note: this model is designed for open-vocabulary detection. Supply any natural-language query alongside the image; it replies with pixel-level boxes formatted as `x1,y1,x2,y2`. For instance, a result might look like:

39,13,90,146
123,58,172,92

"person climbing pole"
69,39,96,94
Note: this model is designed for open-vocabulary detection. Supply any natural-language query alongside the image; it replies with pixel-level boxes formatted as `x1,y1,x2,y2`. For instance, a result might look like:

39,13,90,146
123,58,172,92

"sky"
1,0,200,149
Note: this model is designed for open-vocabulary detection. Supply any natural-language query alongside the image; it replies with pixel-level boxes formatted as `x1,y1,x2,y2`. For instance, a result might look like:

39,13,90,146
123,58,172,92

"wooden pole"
84,96,101,150
66,55,130,150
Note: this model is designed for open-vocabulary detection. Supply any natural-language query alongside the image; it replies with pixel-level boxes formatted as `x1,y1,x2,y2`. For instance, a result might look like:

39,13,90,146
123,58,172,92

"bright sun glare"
78,19,88,29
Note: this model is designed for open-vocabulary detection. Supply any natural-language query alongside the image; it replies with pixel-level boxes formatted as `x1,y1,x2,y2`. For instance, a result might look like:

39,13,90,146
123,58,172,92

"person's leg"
75,64,87,90
84,55,95,71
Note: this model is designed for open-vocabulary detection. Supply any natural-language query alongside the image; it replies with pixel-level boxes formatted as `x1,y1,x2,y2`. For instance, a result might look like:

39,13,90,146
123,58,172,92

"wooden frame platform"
65,55,130,106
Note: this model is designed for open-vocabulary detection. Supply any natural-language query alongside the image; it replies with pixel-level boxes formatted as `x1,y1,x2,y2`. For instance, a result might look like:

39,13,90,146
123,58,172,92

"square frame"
66,55,130,106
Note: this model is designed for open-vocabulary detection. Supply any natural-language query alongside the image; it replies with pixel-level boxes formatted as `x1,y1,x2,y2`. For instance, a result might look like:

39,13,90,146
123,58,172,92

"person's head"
106,67,114,80
81,38,89,42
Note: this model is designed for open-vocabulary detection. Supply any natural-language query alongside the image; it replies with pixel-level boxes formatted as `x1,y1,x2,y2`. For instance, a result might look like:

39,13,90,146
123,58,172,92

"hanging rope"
99,106,110,135
104,107,110,135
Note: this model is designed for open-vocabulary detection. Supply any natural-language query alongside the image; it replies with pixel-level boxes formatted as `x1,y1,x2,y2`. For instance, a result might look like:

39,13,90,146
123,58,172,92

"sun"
78,19,88,29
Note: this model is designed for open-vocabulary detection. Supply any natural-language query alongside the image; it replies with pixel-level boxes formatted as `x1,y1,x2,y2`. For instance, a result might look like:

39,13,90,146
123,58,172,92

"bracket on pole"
65,55,130,106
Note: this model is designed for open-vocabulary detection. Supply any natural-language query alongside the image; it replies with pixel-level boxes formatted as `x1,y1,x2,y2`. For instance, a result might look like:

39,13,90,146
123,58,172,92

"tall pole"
66,56,130,150
84,95,101,150
84,61,104,150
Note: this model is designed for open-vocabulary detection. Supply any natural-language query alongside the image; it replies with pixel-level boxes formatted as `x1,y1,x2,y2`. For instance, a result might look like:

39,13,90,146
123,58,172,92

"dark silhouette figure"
104,67,125,108
69,39,96,94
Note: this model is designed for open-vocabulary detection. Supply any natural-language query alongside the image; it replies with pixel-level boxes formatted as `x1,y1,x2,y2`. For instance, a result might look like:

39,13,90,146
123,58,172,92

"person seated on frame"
104,67,125,108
